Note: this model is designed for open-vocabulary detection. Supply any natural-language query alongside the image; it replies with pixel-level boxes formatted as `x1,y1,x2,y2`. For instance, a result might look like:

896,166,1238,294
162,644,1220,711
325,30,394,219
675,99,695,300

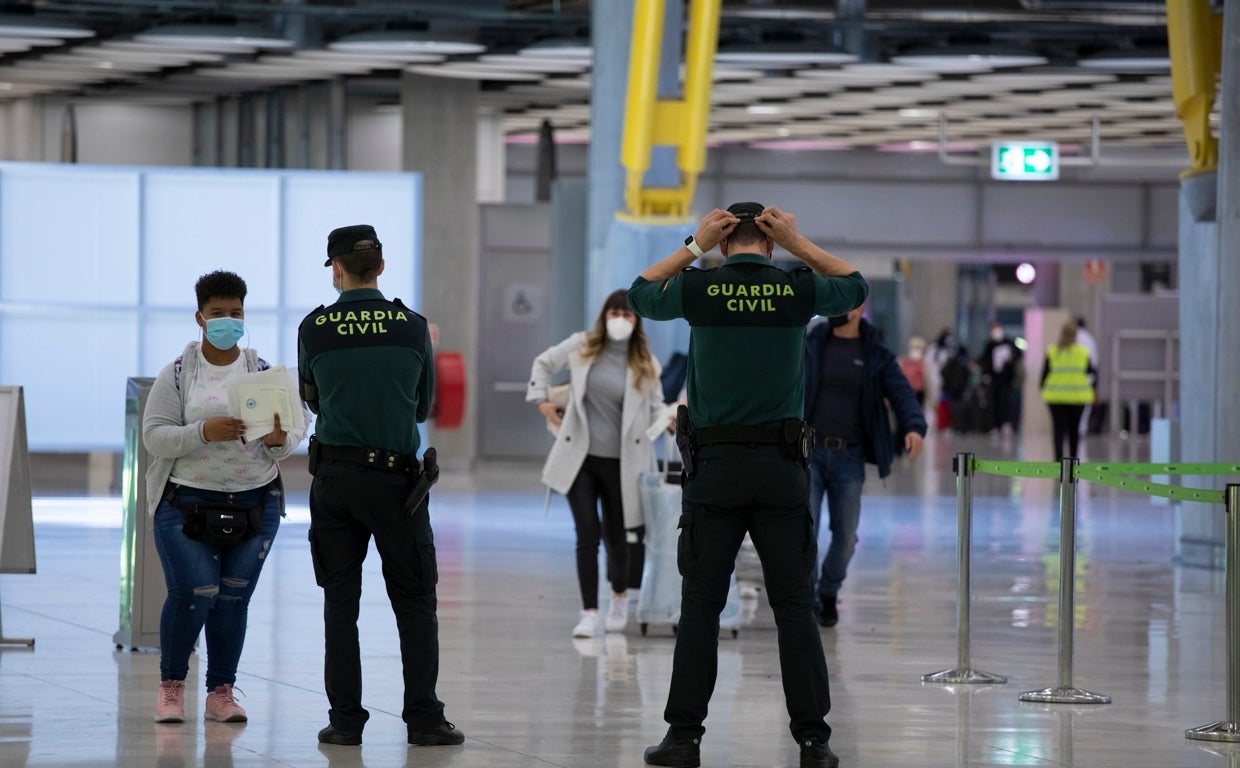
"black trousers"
565,455,629,609
664,443,831,743
307,460,445,733
1048,403,1086,462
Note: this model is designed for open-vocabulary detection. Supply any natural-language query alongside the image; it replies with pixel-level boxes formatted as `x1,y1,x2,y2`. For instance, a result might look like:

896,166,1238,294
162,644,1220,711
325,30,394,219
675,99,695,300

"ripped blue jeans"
152,480,283,689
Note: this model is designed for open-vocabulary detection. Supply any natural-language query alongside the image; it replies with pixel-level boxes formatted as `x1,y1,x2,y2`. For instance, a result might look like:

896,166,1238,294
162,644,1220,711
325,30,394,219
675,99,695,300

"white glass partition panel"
282,173,421,311
142,172,281,309
142,309,201,377
0,165,140,306
0,164,422,451
0,309,138,451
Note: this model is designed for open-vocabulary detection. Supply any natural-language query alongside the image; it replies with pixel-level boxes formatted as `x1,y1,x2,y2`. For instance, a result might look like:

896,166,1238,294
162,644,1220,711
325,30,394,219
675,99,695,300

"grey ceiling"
0,0,1206,152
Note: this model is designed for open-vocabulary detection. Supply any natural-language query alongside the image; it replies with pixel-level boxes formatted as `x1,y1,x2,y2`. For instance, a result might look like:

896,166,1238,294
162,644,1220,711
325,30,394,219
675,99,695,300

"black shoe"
408,721,465,746
317,725,362,746
818,594,838,628
800,737,840,768
643,736,701,767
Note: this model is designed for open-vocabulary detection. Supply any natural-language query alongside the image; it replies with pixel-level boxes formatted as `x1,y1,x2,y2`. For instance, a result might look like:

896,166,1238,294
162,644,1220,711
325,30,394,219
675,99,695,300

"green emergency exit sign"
991,142,1059,181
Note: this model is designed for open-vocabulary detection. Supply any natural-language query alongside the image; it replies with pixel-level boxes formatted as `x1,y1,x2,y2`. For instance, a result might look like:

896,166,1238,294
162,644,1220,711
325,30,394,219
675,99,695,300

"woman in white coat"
527,289,666,638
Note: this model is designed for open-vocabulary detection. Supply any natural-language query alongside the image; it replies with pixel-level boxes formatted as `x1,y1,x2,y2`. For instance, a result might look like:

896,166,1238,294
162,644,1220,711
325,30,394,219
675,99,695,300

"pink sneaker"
154,680,185,723
204,684,247,723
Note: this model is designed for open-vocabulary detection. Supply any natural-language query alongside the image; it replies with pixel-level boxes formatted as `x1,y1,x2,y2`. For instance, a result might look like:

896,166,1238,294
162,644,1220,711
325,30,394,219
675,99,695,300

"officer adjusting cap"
726,201,764,222
325,224,382,267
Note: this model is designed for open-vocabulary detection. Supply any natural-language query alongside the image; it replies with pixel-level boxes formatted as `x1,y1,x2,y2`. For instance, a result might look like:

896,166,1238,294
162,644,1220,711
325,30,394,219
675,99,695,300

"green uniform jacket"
628,252,868,428
297,288,434,455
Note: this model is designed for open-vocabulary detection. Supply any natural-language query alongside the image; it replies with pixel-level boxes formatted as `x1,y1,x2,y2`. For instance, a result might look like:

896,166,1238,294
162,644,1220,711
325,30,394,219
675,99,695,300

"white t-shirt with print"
170,355,278,492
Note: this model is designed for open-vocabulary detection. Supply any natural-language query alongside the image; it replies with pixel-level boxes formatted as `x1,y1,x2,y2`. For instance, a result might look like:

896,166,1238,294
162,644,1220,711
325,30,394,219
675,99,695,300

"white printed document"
226,365,306,441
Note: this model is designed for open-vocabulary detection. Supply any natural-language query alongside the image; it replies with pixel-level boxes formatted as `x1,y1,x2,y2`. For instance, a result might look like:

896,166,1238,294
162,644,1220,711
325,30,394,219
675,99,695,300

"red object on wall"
433,352,466,428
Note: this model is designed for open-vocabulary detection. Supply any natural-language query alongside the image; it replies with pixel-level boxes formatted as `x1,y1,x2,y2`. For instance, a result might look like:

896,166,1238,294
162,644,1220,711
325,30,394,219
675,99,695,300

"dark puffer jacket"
803,319,927,479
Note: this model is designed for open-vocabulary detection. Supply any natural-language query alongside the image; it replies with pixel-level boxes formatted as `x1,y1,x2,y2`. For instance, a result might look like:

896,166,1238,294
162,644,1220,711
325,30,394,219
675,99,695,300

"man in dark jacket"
803,306,927,627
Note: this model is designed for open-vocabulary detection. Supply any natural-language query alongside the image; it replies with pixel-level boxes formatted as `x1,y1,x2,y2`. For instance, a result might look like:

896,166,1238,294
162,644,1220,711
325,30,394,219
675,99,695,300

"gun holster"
307,435,321,476
779,419,815,466
403,447,440,516
674,405,697,481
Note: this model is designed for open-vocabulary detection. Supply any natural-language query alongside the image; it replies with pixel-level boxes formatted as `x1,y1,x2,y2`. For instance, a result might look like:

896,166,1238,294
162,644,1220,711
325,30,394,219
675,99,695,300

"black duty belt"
317,442,419,474
693,425,783,447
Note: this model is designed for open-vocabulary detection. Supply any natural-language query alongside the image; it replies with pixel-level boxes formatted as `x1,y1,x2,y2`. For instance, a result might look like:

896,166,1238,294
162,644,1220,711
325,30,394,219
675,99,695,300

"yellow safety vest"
1041,344,1094,405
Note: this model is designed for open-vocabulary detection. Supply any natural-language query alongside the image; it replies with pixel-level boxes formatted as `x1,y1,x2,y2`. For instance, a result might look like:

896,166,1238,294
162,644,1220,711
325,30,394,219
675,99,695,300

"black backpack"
941,356,969,399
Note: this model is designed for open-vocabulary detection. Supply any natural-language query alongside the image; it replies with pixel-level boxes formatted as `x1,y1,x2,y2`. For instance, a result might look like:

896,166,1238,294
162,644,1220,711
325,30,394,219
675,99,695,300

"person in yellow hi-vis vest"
1040,320,1096,461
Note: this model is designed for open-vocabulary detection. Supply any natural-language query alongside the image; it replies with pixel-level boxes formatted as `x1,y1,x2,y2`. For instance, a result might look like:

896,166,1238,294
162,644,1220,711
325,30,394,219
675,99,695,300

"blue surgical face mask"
203,317,245,351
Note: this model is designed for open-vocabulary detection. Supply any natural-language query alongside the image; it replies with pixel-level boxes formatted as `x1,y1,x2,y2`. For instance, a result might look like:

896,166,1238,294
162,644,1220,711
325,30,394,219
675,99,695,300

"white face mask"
332,275,343,296
606,316,634,342
990,328,1004,342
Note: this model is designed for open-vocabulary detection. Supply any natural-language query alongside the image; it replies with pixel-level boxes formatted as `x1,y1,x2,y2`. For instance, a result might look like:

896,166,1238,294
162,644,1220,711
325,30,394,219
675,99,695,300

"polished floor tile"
2,431,1239,767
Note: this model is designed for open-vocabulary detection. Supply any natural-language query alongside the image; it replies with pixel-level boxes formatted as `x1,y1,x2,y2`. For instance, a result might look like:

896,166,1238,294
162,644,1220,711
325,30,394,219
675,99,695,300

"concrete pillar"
1176,0,1237,567
908,261,958,341
1217,0,1240,455
402,73,480,470
476,108,506,204
1031,261,1059,308
0,99,45,161
1177,177,1221,567
585,0,636,325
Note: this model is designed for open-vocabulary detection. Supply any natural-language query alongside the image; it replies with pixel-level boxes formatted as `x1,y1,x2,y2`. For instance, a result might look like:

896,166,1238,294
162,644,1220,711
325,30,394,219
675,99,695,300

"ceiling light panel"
329,30,484,56
407,63,545,82
477,54,588,73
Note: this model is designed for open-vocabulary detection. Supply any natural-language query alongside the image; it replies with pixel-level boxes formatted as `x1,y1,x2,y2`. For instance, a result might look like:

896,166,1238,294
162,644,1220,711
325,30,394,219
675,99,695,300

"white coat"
526,332,666,529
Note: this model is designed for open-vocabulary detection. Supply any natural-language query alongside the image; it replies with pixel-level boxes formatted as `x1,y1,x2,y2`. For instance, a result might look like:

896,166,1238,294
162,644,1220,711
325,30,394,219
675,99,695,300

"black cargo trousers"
663,442,832,744
307,459,445,734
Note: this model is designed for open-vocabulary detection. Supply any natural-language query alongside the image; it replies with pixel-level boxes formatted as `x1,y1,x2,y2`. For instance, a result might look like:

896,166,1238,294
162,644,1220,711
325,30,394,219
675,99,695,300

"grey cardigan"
142,341,305,517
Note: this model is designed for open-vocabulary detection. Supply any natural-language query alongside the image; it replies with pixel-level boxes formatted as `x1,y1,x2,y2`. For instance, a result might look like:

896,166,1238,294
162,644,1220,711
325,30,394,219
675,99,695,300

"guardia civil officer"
297,225,463,749
629,203,868,768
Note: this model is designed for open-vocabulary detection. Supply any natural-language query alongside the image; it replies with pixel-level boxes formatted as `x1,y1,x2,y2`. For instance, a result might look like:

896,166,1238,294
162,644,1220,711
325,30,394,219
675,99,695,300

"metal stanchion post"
923,452,1006,685
1187,484,1240,741
1020,457,1110,704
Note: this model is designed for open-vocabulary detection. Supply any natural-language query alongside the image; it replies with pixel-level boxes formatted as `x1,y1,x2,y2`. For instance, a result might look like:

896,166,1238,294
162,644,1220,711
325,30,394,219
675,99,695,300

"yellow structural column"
1166,0,1223,177
621,0,721,221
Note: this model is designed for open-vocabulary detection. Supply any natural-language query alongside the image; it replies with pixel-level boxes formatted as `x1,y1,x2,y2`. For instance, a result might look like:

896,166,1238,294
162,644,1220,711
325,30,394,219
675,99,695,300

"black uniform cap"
726,201,764,222
325,224,382,266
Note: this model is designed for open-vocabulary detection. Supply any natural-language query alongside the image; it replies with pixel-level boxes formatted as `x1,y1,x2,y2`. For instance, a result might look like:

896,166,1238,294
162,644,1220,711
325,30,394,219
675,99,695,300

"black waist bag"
167,487,264,548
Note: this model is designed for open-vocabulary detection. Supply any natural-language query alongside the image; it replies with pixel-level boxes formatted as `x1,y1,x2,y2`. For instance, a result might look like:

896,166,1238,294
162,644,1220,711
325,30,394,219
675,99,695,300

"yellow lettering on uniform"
395,311,407,321
336,324,349,335
359,311,371,321
328,312,341,322
707,285,719,297
783,286,794,296
358,323,370,333
343,311,357,322
315,315,327,326
721,284,733,297
763,284,774,296
763,299,775,311
744,299,756,311
376,322,386,333
726,299,738,311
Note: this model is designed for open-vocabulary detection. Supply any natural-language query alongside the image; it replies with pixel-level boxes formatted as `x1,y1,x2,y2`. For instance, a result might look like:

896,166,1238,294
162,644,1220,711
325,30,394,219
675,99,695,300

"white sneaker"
605,595,628,633
572,610,600,638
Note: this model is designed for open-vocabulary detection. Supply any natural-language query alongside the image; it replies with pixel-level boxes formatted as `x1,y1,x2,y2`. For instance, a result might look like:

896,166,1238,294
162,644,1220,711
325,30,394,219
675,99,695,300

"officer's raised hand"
692,209,739,253
754,206,800,249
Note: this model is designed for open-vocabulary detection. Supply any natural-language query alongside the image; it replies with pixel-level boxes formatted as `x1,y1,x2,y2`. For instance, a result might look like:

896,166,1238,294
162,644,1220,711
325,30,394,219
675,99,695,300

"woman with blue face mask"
142,270,307,725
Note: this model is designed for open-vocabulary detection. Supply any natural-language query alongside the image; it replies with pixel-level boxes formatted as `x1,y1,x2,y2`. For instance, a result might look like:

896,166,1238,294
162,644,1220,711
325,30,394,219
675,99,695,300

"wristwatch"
683,235,704,258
